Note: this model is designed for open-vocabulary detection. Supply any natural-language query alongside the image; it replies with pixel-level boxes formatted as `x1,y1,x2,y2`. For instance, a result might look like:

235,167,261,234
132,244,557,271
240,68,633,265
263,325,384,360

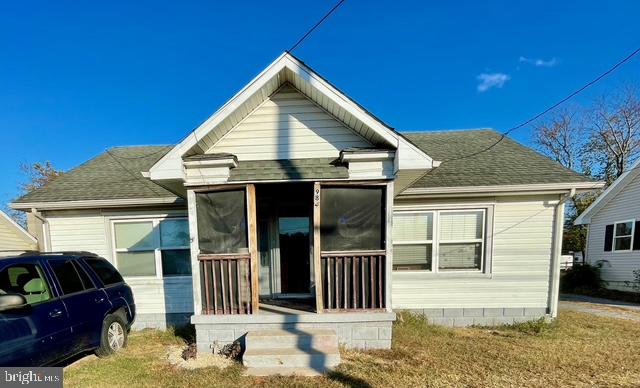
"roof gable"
574,158,640,224
149,52,434,180
0,210,37,248
208,83,373,160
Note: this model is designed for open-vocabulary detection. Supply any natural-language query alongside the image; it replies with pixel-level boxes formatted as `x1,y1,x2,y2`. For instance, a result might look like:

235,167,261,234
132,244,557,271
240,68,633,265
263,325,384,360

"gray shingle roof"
14,146,178,204
14,129,593,205
403,129,594,188
229,158,347,181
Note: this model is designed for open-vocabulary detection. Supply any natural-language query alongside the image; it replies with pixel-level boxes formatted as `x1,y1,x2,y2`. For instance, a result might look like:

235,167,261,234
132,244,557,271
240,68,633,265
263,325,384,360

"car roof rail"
17,251,100,257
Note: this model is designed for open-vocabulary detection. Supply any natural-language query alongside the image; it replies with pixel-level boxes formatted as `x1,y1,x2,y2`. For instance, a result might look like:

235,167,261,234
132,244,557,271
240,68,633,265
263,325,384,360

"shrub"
560,262,606,292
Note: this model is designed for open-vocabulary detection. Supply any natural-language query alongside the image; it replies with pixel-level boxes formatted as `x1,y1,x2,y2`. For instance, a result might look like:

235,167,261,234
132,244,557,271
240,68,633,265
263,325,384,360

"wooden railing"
199,254,253,314
320,251,386,311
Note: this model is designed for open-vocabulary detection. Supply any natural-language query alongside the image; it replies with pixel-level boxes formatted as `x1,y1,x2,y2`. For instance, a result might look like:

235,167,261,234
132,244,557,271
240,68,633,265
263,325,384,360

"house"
10,53,601,353
0,210,37,255
575,158,640,291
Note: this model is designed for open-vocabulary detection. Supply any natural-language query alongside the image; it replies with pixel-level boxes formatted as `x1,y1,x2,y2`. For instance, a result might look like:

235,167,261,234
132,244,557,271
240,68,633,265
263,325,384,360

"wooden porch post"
247,184,259,313
385,181,394,312
313,182,323,313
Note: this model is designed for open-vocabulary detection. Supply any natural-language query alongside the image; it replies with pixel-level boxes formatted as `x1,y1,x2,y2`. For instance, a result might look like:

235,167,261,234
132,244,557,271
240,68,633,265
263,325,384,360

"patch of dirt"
166,346,235,370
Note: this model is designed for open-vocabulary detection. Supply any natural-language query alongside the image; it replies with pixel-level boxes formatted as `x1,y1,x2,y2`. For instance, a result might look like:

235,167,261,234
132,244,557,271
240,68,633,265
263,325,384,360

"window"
0,263,51,305
84,257,123,286
614,220,634,251
393,212,433,270
438,211,484,271
49,260,86,295
112,217,191,278
393,209,488,273
320,187,385,251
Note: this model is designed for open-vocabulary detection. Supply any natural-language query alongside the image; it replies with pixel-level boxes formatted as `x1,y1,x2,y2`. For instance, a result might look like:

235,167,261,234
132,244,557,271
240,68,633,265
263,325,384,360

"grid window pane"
160,219,189,248
117,251,156,276
393,213,433,242
440,211,483,241
161,249,192,276
615,237,632,251
114,222,155,250
439,243,482,270
393,244,432,270
615,222,633,237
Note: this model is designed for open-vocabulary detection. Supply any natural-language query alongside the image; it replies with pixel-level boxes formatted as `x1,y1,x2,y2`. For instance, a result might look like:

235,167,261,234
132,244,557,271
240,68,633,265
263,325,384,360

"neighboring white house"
575,159,640,291
0,210,37,255
10,53,602,352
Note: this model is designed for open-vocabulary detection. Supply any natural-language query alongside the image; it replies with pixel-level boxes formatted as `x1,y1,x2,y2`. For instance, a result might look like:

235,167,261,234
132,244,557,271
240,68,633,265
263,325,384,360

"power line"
439,46,640,164
288,0,346,53
105,149,167,197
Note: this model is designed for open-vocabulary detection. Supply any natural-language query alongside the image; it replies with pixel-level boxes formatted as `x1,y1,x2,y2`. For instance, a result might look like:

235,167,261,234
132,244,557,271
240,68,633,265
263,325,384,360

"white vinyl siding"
586,172,640,290
208,84,371,160
0,217,37,251
392,195,558,309
44,209,193,315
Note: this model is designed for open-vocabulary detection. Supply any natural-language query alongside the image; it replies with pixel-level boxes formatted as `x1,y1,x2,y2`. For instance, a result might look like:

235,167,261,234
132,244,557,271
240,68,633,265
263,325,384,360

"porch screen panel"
320,187,384,251
196,189,248,254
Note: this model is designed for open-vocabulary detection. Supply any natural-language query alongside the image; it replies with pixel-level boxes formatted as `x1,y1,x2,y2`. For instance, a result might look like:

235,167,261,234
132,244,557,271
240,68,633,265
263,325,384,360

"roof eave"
399,181,604,198
10,197,185,211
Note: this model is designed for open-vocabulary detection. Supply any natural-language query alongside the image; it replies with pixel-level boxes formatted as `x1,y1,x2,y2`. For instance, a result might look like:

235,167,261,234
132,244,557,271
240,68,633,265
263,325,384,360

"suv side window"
49,259,86,295
73,261,95,290
83,257,123,286
0,263,52,305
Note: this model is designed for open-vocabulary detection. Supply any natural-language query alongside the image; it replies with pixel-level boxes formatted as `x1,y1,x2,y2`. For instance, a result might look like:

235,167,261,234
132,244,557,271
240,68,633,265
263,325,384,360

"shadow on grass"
326,370,372,388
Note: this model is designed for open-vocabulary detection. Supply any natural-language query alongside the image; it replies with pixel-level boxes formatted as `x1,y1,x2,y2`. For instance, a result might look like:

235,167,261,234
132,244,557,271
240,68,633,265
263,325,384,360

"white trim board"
11,197,185,211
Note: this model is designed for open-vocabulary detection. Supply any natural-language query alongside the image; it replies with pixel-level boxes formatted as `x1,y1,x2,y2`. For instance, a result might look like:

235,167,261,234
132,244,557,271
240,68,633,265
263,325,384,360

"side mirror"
0,294,28,312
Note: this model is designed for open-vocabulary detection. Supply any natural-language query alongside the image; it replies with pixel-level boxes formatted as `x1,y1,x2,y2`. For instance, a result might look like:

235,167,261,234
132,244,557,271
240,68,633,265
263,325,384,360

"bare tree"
533,109,586,172
4,161,64,227
587,86,640,183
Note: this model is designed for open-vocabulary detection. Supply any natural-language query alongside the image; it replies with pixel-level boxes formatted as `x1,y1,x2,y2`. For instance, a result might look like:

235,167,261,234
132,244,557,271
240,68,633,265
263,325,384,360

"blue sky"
1,0,639,207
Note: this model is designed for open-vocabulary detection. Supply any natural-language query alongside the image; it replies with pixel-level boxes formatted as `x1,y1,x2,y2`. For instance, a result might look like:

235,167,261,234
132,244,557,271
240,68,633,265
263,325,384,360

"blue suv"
0,252,135,366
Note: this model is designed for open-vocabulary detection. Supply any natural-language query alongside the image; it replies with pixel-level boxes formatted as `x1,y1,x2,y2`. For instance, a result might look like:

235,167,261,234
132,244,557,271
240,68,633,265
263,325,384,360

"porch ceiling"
228,158,348,182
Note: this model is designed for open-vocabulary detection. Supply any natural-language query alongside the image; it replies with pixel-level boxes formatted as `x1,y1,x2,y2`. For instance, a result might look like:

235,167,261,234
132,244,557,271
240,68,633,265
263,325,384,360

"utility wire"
439,46,640,164
288,0,346,53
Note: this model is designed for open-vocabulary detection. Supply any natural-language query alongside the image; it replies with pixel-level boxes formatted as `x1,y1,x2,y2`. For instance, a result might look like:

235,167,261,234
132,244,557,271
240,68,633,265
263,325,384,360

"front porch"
187,180,396,351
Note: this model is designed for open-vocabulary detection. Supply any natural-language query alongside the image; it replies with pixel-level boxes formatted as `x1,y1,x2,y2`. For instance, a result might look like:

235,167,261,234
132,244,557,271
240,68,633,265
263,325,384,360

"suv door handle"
49,309,63,318
95,297,105,304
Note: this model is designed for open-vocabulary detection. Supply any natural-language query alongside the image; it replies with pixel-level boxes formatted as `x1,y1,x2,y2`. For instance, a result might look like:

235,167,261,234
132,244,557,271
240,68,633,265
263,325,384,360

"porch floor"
259,303,315,315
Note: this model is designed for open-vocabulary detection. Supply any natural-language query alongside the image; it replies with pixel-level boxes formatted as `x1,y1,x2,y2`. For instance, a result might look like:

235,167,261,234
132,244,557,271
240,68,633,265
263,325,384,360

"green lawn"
64,310,640,387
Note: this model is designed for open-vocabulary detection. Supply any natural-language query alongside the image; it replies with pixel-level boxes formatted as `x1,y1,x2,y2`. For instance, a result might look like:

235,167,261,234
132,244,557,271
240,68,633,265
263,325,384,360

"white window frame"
110,217,190,279
392,205,493,276
392,210,435,271
613,219,635,252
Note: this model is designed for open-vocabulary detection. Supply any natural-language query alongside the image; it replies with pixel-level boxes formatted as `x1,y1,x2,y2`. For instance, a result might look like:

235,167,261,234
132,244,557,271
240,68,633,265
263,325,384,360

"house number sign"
314,188,320,207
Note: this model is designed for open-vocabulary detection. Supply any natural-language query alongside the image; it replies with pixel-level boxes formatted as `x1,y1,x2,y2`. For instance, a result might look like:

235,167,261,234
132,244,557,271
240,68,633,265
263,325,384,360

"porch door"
278,217,310,294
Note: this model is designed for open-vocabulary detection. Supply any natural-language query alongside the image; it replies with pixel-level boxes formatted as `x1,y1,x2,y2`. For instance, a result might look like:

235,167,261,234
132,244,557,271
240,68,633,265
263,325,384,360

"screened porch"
188,181,393,315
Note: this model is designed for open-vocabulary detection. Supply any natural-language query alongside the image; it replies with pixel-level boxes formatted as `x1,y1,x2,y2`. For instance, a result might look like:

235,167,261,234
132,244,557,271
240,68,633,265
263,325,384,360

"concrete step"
243,347,341,369
245,329,339,350
243,366,324,377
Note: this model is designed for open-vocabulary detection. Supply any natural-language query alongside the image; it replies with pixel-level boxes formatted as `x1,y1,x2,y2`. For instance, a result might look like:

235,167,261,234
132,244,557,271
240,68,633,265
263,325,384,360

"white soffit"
149,52,434,180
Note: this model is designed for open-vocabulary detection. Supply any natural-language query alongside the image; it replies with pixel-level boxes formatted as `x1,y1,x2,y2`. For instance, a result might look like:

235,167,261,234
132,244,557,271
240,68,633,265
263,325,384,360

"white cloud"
476,73,510,92
519,56,559,67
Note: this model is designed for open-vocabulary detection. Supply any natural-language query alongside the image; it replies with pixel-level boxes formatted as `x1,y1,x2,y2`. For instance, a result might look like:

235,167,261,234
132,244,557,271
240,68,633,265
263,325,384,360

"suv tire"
95,314,128,357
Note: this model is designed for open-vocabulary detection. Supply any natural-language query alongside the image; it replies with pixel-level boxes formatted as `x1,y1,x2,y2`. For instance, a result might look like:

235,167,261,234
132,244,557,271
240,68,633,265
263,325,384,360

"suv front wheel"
96,314,128,357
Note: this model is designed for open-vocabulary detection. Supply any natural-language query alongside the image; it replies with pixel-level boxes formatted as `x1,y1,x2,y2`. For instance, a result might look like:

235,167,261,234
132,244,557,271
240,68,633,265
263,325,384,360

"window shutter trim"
604,224,614,252
633,221,640,251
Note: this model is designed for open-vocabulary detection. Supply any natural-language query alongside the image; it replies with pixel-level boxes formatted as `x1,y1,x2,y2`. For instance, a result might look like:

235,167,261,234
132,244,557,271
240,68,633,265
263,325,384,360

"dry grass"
64,310,640,387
